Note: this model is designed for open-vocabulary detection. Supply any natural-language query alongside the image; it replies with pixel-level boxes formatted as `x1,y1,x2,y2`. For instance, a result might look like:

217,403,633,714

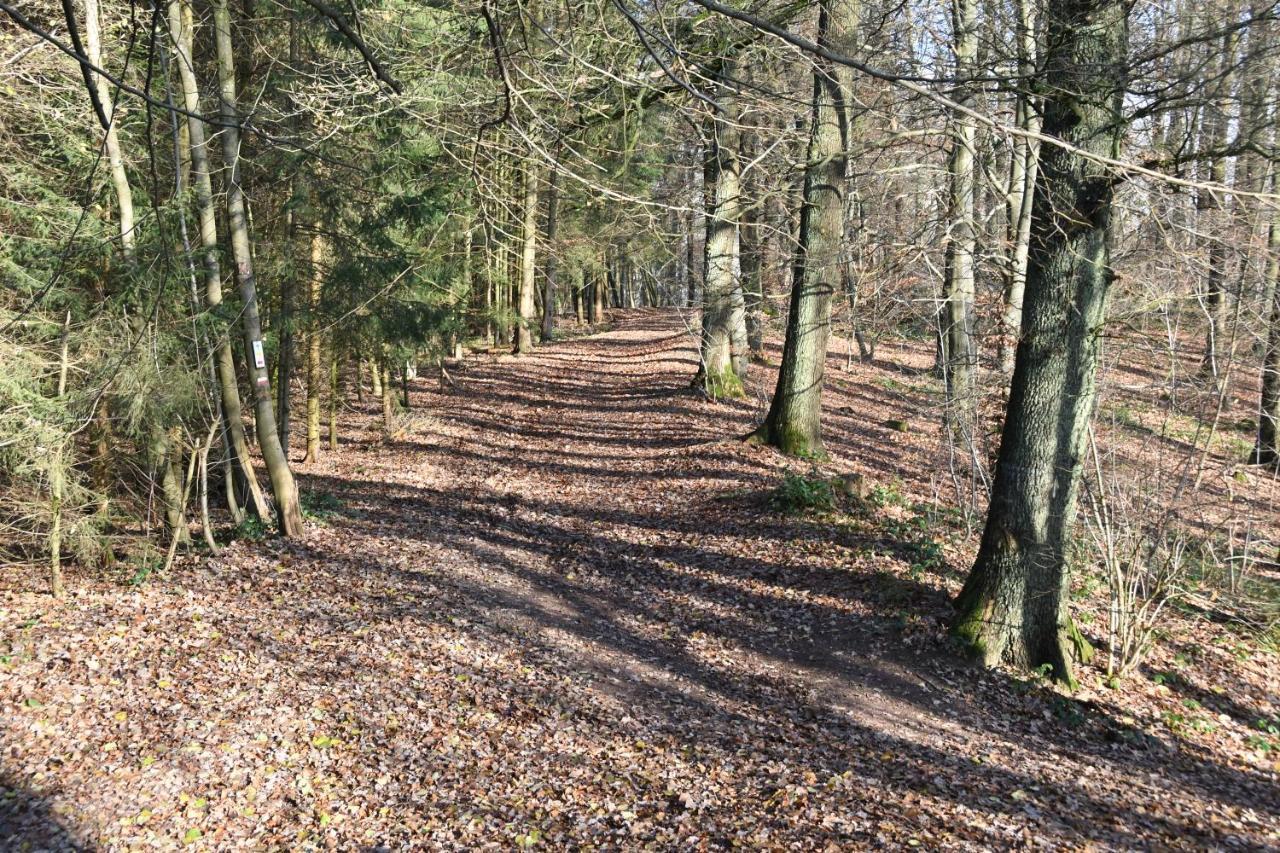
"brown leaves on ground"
1,310,1276,849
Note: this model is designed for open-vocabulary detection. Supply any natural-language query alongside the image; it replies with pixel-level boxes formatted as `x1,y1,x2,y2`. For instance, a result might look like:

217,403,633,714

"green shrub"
769,470,836,514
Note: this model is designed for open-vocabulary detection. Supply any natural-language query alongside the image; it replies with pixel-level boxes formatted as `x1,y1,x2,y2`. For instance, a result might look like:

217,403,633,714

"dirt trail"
1,310,1276,849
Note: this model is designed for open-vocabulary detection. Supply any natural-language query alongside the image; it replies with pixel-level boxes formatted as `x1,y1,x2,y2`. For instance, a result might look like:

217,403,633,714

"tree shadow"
0,768,82,848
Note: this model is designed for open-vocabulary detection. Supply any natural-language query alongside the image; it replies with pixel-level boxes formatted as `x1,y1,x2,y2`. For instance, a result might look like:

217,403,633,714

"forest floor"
2,309,1278,850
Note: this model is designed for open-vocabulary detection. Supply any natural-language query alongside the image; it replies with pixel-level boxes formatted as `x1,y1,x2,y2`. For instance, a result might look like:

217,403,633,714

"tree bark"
303,230,324,463
380,359,395,432
748,0,857,456
740,131,765,362
168,0,269,523
1254,192,1280,466
542,166,559,341
941,0,979,424
514,160,540,353
1197,31,1237,379
214,0,303,536
1000,0,1041,375
697,80,747,398
952,0,1129,684
84,0,135,257
328,351,340,452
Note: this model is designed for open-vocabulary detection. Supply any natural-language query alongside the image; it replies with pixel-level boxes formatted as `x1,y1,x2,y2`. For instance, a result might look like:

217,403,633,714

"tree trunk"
740,133,765,362
542,166,559,341
1197,31,1237,380
748,0,856,455
84,0,135,257
152,427,190,546
952,0,1129,684
1000,0,1041,374
303,231,324,463
328,351,339,452
697,79,748,398
214,0,303,536
941,0,979,426
1254,198,1280,466
168,0,269,523
381,360,395,432
514,161,540,353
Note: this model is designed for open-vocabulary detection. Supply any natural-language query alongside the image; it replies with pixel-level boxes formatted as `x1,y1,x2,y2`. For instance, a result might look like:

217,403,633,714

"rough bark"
214,0,303,536
748,0,857,456
952,0,1129,684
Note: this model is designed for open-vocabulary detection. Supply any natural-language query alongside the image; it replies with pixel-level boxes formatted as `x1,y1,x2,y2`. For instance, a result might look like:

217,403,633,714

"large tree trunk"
168,0,269,523
941,0,979,426
952,0,1129,685
748,0,857,456
213,0,303,536
514,161,540,353
696,73,747,399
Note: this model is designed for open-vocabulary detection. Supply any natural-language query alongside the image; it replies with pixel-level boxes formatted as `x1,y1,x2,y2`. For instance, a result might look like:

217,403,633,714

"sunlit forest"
1,0,1278,846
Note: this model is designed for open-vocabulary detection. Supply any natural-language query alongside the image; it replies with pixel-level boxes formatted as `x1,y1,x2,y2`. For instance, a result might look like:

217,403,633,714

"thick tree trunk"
748,0,856,456
697,85,747,398
214,0,303,536
953,0,1129,684
303,231,324,463
168,0,269,523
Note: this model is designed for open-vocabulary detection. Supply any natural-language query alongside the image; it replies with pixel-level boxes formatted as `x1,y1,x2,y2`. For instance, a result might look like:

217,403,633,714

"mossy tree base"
744,421,827,461
951,586,1091,689
696,366,745,401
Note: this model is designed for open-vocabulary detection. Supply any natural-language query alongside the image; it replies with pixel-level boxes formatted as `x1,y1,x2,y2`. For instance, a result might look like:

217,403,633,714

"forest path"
2,310,1275,848
289,308,1274,847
